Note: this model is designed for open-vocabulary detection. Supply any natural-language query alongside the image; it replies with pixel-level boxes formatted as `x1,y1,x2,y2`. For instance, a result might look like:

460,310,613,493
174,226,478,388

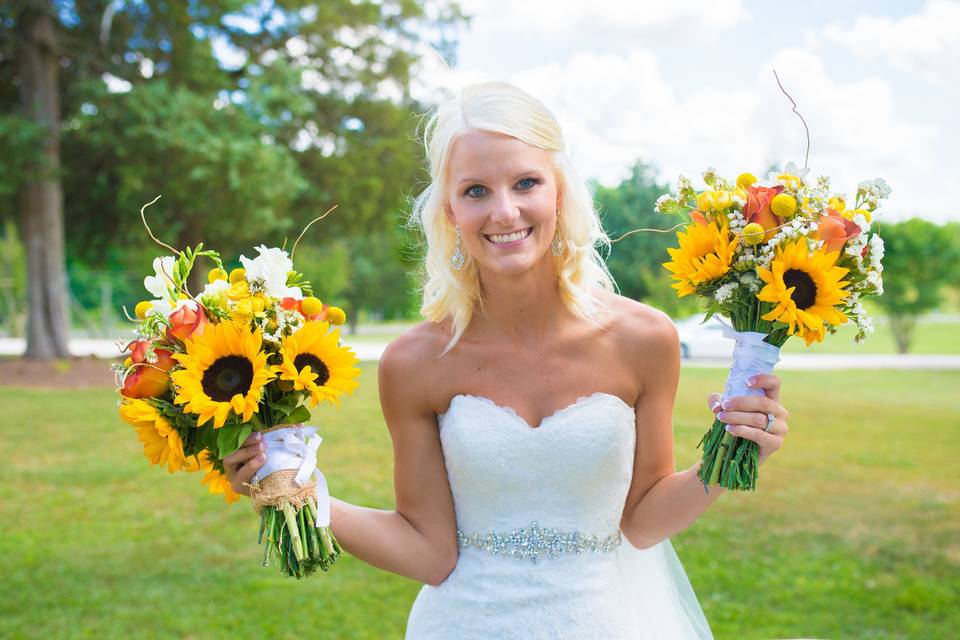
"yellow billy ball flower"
842,208,872,223
300,296,324,316
208,268,228,283
740,222,766,245
717,191,733,209
326,306,346,325
827,196,846,213
229,268,246,284
736,173,757,189
134,300,152,319
771,194,798,219
696,191,715,212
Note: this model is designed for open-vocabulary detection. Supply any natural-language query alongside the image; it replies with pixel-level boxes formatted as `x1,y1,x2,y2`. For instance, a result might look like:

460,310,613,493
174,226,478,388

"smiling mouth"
484,227,533,245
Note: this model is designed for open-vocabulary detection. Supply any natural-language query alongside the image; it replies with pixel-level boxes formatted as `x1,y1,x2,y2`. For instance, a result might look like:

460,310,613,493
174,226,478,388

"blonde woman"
225,81,790,639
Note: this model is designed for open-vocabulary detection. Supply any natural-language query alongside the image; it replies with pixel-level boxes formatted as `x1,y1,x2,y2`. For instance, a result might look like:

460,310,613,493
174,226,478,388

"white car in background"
674,315,734,359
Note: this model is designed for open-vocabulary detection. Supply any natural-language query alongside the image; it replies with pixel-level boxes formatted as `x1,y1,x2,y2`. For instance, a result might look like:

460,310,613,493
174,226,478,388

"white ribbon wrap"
251,425,330,527
717,318,781,401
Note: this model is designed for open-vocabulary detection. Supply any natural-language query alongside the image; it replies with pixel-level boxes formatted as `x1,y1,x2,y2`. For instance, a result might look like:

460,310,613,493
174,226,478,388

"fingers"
719,394,788,420
718,411,789,436
223,433,266,489
749,374,781,402
233,455,266,495
723,422,782,450
707,392,723,413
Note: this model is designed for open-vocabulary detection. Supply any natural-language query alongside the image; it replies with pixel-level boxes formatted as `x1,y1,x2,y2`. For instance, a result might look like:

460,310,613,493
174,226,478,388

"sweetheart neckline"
438,391,635,431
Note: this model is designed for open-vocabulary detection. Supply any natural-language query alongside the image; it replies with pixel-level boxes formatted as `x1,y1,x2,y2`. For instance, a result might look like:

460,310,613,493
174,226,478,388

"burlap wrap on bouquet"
246,424,331,526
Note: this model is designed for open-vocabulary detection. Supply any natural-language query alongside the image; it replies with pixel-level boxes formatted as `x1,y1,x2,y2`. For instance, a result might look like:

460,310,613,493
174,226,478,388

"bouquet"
115,230,360,578
658,162,888,491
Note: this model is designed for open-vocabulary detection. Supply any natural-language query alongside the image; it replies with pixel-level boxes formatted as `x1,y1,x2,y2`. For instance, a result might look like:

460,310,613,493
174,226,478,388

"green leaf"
216,423,243,458
283,405,312,426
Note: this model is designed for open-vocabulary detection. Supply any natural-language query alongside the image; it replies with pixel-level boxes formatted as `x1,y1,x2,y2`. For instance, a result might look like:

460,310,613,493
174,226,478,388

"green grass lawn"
343,320,960,354
781,320,960,355
1,366,957,639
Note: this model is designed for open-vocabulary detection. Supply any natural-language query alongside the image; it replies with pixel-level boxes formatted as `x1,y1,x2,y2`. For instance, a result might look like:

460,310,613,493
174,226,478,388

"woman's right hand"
222,431,267,497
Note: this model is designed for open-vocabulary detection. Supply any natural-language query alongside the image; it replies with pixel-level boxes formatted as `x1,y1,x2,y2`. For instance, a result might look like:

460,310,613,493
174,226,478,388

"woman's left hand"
706,374,789,467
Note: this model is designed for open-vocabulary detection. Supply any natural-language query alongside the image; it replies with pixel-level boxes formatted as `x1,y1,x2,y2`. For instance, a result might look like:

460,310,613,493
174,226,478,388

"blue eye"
517,178,539,190
465,185,485,197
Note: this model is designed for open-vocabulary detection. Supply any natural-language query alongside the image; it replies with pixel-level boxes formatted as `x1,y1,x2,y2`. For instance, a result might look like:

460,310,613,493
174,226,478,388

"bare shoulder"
378,320,452,419
600,292,679,354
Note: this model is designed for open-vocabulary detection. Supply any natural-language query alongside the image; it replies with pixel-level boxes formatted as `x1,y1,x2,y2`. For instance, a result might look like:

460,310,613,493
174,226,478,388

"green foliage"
875,219,960,352
0,113,46,207
594,162,697,317
1,0,466,324
0,219,26,335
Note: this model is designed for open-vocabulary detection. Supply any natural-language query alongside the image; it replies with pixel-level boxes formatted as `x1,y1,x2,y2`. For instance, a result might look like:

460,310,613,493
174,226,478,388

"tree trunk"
888,314,915,354
16,0,71,359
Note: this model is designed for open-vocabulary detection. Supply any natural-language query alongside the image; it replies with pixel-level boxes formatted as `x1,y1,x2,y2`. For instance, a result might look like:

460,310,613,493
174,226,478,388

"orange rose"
743,184,784,241
817,209,861,252
690,210,709,226
280,297,301,312
121,347,175,399
166,303,208,342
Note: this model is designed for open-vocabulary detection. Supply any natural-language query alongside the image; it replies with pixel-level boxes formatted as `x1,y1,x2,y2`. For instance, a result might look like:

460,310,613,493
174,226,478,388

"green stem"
281,501,305,563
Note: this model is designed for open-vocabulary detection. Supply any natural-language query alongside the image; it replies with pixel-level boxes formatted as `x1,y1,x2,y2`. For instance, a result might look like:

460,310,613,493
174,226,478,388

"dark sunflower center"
783,268,817,310
202,355,254,401
294,354,330,386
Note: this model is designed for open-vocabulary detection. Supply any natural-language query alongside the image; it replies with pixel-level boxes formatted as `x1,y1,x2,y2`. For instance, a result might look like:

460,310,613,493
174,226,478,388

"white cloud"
822,0,960,84
415,44,947,221
459,0,749,39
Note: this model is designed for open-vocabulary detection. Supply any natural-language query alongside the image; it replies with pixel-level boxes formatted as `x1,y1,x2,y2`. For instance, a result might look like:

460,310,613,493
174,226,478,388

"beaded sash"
456,521,622,564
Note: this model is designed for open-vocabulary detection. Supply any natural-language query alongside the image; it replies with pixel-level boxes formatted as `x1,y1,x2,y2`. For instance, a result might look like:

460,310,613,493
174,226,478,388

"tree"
593,161,697,318
11,0,71,358
875,218,960,353
1,1,466,352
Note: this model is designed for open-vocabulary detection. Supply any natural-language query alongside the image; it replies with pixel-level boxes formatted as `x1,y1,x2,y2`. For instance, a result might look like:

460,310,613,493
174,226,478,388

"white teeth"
488,228,531,244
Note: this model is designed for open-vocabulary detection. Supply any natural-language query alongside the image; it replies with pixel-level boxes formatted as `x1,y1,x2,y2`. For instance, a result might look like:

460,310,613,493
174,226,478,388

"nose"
489,190,521,226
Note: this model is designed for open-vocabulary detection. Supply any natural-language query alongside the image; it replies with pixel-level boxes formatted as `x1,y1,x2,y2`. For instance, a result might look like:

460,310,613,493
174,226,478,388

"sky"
409,0,960,223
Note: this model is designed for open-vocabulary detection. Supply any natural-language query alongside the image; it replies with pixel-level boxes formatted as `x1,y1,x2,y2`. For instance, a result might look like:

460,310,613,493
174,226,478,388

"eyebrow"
456,170,543,185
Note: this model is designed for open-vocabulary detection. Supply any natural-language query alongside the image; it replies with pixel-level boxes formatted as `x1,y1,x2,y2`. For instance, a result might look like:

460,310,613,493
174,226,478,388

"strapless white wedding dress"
405,392,714,639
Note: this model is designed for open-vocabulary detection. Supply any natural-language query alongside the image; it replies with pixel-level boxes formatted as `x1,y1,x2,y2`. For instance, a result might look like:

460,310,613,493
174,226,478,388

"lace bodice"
438,392,636,537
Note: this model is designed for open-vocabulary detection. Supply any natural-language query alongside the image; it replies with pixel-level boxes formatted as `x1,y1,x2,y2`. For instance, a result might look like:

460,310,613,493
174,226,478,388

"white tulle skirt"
405,536,713,639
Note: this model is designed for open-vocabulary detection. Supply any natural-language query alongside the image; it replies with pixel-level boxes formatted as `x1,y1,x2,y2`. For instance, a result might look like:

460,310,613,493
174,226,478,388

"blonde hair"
410,81,614,351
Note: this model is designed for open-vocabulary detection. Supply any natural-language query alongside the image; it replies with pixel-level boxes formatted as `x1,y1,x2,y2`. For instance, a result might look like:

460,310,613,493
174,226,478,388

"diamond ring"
763,412,776,433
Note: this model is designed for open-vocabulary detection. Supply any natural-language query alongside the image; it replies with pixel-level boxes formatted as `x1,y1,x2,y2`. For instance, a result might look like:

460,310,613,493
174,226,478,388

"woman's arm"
617,310,725,549
617,310,788,549
224,330,459,586
328,334,459,586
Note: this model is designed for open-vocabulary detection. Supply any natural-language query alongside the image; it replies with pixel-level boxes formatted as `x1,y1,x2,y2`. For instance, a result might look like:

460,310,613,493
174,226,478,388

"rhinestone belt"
456,521,622,564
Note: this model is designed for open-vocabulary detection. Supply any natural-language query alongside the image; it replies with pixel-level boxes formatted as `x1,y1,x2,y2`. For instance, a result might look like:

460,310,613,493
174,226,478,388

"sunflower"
274,321,360,407
197,450,241,504
171,321,273,428
757,239,851,345
119,399,191,472
663,219,739,297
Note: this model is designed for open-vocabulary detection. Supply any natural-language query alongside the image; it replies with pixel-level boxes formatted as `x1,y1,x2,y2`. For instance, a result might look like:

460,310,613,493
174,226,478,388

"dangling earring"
551,212,565,256
451,226,466,271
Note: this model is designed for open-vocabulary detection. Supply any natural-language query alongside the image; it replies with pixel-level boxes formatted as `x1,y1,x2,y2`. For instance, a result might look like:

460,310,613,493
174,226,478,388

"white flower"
144,256,177,301
201,278,230,302
174,298,200,312
145,299,173,318
714,281,739,303
239,245,297,299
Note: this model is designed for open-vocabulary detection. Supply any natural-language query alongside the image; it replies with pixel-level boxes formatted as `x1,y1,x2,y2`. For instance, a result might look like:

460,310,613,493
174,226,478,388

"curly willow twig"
772,69,810,170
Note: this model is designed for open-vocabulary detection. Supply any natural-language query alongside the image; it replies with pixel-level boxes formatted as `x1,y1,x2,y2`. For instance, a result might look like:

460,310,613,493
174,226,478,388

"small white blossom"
144,256,177,301
714,281,739,303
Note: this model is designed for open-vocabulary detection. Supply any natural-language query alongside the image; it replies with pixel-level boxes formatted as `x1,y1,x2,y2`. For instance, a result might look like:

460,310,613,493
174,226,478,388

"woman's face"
444,130,561,278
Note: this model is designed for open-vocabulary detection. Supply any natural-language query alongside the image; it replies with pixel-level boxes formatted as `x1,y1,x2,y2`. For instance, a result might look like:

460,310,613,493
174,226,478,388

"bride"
225,81,790,639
